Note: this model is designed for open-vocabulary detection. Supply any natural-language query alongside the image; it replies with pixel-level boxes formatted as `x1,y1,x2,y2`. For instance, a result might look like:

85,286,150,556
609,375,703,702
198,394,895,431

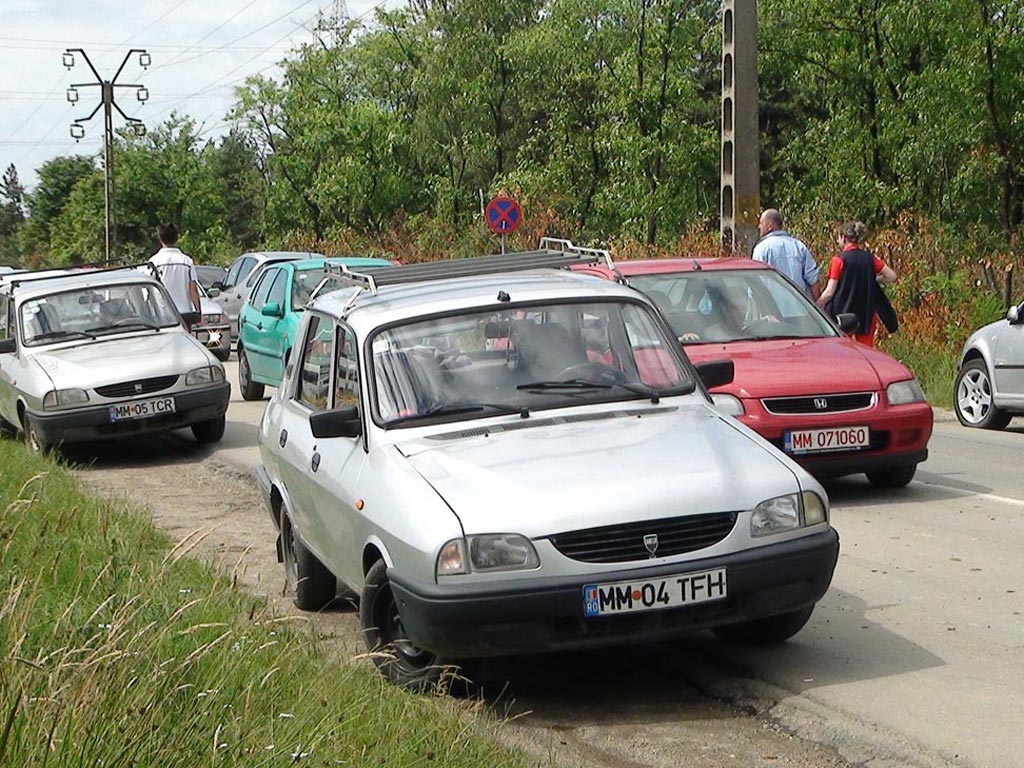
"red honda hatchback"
577,258,933,487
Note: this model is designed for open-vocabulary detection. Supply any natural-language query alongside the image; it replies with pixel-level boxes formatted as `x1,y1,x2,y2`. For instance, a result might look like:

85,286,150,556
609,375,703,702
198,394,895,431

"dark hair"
157,223,179,246
839,220,868,244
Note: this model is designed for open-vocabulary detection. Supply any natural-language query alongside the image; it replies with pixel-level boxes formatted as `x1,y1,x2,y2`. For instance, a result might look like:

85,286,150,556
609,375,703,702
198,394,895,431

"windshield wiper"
86,321,162,334
386,402,529,427
518,378,693,404
29,329,96,342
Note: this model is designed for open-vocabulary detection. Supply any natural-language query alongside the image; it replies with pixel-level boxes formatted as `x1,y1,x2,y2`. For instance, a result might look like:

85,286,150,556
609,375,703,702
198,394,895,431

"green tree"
0,164,25,262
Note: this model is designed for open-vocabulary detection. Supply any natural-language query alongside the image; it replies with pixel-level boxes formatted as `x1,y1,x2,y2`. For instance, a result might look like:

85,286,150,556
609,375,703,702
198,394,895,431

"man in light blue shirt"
751,209,821,299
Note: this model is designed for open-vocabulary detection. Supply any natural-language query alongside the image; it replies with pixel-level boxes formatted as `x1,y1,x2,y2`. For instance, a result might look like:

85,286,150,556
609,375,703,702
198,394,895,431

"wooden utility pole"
720,1,760,255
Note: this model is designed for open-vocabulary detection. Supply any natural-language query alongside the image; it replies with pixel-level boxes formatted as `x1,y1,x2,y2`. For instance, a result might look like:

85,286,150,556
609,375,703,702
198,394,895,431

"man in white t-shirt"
149,223,201,327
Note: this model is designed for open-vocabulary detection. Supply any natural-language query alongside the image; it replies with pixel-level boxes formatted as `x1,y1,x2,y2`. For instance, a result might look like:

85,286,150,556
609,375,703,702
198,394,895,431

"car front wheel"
360,559,451,692
23,415,52,455
866,464,917,489
238,343,265,401
955,359,1012,430
712,605,814,645
191,416,226,444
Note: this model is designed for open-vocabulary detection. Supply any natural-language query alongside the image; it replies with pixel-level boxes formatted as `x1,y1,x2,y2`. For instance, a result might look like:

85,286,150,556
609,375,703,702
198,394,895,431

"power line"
117,0,195,47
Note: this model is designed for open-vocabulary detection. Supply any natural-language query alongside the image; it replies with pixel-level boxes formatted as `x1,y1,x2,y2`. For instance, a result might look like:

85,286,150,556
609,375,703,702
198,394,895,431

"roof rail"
537,237,614,267
6,260,159,291
311,245,613,305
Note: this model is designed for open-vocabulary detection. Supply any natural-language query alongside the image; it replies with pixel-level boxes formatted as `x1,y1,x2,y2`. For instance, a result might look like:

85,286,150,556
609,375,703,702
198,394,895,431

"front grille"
762,392,875,415
95,375,179,399
549,512,738,564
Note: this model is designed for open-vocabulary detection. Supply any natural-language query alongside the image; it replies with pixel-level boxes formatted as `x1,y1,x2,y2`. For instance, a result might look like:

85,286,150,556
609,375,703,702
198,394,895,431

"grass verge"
0,441,528,768
878,334,957,411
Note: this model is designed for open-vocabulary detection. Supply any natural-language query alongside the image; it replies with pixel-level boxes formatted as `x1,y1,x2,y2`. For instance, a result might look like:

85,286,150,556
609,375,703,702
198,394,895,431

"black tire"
360,559,449,692
238,344,265,401
22,415,52,456
955,359,1012,430
282,510,336,611
712,605,814,645
213,347,230,363
0,418,17,438
191,415,226,444
866,464,917,489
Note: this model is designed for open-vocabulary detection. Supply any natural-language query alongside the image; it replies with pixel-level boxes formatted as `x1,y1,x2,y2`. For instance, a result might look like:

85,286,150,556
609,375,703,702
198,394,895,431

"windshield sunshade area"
20,282,181,346
628,270,838,344
371,300,695,427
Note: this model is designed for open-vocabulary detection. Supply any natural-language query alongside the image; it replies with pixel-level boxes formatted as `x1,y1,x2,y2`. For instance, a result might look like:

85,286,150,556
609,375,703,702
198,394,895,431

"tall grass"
0,442,526,768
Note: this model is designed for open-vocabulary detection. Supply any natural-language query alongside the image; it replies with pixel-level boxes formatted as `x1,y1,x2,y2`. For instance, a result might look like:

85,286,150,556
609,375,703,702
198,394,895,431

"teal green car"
237,256,393,400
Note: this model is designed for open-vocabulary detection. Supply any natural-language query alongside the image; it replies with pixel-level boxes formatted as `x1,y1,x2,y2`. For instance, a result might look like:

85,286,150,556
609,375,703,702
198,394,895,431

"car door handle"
311,451,321,473
279,429,288,448
256,322,263,331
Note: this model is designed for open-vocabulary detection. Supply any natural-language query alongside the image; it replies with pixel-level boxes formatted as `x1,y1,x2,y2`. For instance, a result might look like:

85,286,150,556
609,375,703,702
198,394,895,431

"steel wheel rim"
381,587,432,667
957,369,991,424
240,350,251,387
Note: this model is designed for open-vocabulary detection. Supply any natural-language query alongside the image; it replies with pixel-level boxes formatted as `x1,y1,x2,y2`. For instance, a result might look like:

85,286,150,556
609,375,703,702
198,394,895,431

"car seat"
514,322,587,380
99,297,135,324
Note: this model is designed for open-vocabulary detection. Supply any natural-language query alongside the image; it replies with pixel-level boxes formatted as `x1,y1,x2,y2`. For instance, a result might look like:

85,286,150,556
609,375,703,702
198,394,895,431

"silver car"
955,297,1024,429
256,249,840,691
0,268,230,452
212,252,320,340
192,286,232,362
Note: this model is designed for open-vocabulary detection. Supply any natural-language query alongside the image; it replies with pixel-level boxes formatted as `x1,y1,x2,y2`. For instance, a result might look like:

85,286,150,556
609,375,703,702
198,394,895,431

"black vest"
828,248,877,334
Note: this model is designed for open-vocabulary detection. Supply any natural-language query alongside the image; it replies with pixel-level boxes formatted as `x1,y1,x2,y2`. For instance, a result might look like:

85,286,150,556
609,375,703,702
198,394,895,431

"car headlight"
711,393,744,416
42,388,89,410
751,491,828,537
202,313,226,325
887,378,926,405
436,534,540,576
185,365,225,386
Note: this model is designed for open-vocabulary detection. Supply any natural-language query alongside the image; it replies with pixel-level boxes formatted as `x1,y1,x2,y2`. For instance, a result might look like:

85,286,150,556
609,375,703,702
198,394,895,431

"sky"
0,0,397,193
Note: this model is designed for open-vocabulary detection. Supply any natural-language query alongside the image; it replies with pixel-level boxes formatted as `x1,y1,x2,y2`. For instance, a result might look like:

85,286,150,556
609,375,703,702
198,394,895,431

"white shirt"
149,246,198,314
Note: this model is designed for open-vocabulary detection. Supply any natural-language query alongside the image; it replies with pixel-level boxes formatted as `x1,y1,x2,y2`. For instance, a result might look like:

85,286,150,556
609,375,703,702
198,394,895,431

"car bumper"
740,402,933,478
26,382,231,445
192,325,231,355
389,528,839,659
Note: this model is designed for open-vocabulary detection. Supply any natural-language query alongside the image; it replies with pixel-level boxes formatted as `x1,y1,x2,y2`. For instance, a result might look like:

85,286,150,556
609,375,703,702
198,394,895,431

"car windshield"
20,282,180,346
627,270,838,344
370,300,695,427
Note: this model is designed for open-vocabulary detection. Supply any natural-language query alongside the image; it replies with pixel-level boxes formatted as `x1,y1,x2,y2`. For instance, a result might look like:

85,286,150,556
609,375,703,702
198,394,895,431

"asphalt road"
91,361,1024,768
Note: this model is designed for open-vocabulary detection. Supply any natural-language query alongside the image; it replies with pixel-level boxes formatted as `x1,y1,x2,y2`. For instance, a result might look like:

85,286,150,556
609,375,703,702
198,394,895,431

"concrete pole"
101,81,115,264
720,0,760,256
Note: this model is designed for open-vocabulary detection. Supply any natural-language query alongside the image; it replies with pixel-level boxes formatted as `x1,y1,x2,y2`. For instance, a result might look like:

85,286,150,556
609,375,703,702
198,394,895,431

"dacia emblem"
813,397,828,410
134,383,143,393
643,533,659,558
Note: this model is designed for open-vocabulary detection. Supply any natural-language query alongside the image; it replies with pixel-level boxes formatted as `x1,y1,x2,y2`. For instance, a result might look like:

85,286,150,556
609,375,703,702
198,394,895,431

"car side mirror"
261,301,284,318
207,287,221,298
1007,305,1021,324
0,337,15,354
211,281,225,291
695,359,734,390
310,405,362,439
835,313,859,333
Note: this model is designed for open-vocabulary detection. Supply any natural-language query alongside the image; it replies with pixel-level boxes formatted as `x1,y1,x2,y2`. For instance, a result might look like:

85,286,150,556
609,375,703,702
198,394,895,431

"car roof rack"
310,240,613,304
5,260,159,291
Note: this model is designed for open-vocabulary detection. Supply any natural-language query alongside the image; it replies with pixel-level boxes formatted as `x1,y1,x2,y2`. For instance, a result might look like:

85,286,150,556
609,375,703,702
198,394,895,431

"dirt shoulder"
73,434,854,768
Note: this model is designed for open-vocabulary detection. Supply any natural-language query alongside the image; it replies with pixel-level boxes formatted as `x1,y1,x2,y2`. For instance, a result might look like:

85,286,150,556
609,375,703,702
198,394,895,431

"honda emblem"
813,397,828,410
643,533,659,558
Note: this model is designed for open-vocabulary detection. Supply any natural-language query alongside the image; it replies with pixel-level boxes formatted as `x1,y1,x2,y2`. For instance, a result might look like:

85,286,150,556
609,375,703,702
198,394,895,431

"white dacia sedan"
256,248,840,691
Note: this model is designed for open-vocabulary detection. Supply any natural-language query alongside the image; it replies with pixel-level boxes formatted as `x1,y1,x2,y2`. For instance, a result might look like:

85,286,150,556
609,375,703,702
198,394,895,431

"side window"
224,259,243,288
295,315,333,411
0,295,8,339
266,269,287,308
335,325,359,407
249,269,277,311
236,256,256,285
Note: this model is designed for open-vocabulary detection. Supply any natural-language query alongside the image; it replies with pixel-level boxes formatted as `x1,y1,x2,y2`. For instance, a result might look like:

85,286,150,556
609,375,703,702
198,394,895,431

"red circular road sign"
485,195,522,234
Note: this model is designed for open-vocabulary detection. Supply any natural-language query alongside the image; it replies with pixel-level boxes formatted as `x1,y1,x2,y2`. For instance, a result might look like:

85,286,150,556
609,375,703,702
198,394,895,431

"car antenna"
692,260,703,271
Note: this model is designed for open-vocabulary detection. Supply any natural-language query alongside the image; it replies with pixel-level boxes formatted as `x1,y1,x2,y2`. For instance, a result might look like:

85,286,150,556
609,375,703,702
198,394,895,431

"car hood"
30,331,213,389
397,404,802,537
683,337,912,397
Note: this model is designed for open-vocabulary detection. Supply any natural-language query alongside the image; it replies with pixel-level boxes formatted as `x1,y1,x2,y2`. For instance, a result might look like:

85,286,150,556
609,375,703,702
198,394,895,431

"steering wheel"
740,316,782,334
557,361,626,383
